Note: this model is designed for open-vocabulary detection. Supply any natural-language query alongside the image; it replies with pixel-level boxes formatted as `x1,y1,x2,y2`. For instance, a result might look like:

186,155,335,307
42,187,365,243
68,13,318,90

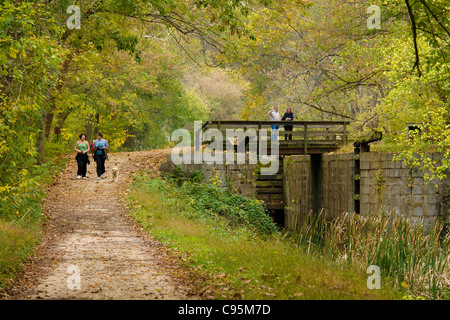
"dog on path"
112,162,119,182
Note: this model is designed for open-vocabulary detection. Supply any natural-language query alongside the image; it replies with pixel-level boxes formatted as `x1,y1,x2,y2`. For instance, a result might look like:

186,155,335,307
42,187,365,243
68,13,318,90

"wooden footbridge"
197,120,351,220
198,120,349,155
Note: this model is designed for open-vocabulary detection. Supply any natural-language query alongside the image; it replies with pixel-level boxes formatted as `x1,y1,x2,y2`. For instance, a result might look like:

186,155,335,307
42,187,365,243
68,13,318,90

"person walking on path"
74,134,90,180
92,132,109,181
282,108,294,140
268,105,280,141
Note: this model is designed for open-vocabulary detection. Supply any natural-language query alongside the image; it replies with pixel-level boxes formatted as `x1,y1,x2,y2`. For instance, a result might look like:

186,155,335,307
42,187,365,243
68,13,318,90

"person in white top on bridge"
268,105,280,140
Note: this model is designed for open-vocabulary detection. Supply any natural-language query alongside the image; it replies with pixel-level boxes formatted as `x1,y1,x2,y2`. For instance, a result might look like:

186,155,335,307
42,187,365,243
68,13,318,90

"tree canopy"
0,0,448,219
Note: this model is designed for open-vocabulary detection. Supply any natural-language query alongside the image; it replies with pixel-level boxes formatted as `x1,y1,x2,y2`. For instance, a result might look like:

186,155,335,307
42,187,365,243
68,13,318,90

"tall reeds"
297,210,450,299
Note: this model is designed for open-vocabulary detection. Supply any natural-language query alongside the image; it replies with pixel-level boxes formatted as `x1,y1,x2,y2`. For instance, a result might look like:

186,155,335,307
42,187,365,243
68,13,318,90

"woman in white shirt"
268,106,280,140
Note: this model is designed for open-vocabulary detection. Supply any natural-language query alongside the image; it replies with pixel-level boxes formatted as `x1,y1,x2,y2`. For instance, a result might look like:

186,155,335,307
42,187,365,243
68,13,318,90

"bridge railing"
197,120,350,154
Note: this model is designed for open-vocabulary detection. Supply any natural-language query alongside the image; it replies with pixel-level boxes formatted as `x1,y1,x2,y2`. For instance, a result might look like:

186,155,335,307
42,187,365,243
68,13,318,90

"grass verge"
0,155,68,292
125,171,401,300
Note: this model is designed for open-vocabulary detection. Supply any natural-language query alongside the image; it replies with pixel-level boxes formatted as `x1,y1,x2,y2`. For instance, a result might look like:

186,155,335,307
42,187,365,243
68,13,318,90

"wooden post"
257,121,261,157
343,122,347,145
303,123,308,154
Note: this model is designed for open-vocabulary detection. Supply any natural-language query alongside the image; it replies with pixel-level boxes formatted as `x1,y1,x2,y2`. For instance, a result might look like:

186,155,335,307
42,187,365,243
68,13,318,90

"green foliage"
0,219,42,290
220,0,448,177
137,171,279,236
297,211,450,299
180,181,279,236
0,1,66,220
0,155,66,290
127,172,400,300
392,103,450,182
190,170,203,183
0,156,67,222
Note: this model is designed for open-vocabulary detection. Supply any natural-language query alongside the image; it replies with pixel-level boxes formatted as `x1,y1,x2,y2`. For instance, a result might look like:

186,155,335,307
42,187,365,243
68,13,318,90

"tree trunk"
85,114,94,143
44,111,54,138
37,110,48,164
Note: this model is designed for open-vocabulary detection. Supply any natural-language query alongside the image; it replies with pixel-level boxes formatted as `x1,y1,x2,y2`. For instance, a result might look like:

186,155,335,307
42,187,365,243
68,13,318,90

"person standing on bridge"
268,105,280,140
92,132,109,181
74,134,90,180
282,107,294,140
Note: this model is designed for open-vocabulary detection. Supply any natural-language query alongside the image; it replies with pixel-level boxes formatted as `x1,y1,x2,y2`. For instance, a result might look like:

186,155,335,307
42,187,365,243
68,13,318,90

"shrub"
180,181,279,236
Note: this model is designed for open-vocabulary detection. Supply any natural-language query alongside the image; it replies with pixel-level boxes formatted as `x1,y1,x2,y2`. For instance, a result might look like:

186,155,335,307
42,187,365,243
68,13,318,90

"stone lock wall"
283,152,449,232
161,151,450,232
284,156,312,231
321,154,355,220
359,153,449,228
160,153,258,198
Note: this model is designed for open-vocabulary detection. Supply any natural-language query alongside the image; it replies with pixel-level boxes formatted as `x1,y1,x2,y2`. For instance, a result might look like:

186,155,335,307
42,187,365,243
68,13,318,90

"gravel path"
6,150,200,300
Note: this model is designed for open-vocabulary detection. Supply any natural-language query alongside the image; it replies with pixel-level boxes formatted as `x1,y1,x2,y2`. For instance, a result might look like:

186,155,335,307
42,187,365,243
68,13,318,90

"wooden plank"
207,120,350,126
256,174,283,181
202,132,344,141
304,123,307,154
280,130,344,136
257,188,283,194
256,180,283,187
269,193,284,200
279,140,339,144
265,203,285,210
256,194,270,202
267,147,340,155
343,122,347,144
201,140,341,146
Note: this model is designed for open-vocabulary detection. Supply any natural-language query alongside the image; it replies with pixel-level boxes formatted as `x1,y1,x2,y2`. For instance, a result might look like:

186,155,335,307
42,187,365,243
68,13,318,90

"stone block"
393,160,403,169
432,152,444,162
424,183,439,195
371,153,382,162
422,217,437,231
383,160,395,169
386,169,398,178
411,168,424,178
411,194,424,205
226,163,242,171
360,152,371,161
424,194,437,204
360,184,370,196
401,193,412,204
393,185,412,195
360,169,370,178
369,160,381,170
381,153,394,161
423,204,438,217
360,160,370,170
411,184,424,195
360,203,370,215
369,194,379,204
392,204,402,217
412,177,424,186
412,205,423,216
397,203,411,216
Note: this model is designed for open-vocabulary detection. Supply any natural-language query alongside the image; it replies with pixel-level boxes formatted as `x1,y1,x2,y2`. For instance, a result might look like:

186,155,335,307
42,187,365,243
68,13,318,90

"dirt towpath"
6,149,200,300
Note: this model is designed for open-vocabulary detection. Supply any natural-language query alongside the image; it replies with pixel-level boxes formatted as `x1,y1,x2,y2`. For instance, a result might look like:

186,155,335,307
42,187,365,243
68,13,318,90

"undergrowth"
0,155,68,292
126,170,401,300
